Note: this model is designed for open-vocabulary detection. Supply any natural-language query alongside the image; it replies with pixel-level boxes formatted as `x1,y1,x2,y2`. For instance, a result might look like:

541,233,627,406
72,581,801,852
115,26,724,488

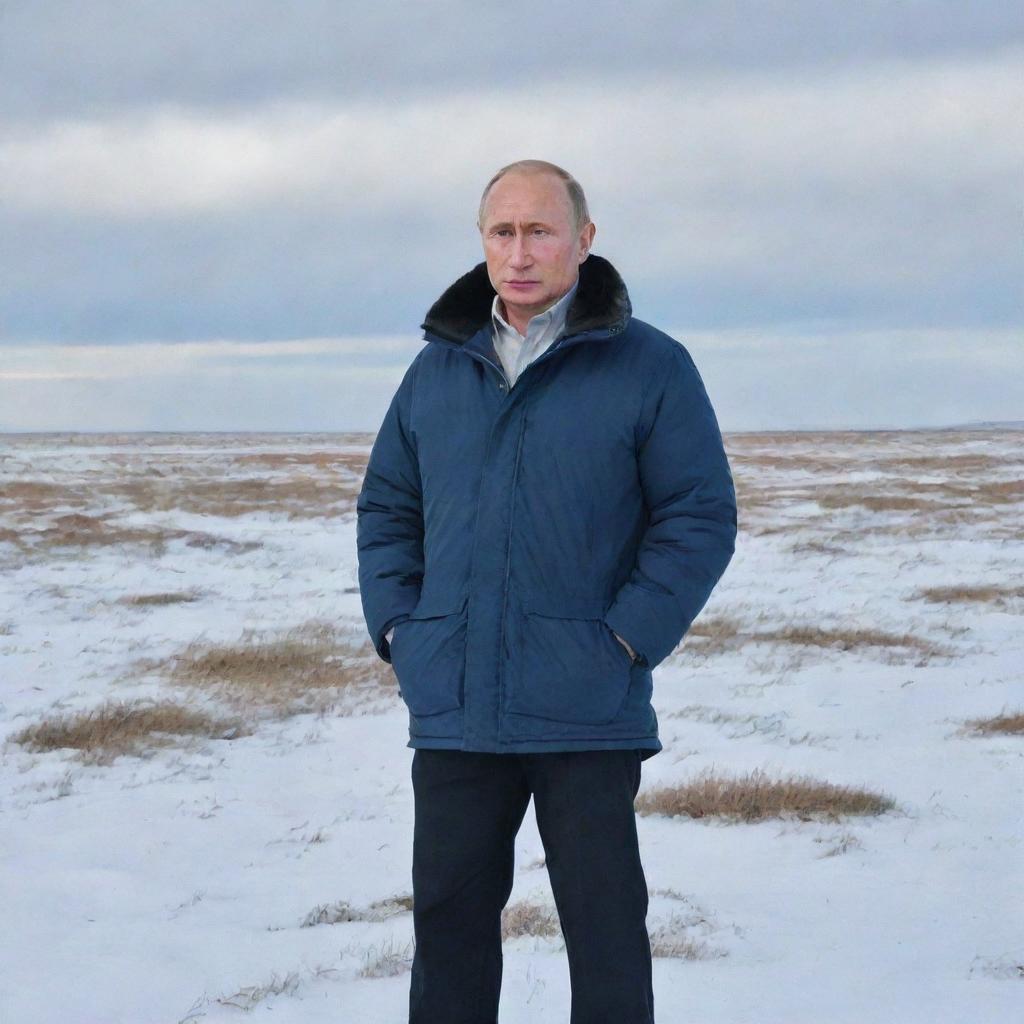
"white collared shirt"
490,278,579,388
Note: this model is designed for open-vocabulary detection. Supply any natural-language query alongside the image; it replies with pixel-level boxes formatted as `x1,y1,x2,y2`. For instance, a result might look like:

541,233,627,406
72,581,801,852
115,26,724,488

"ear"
578,222,597,263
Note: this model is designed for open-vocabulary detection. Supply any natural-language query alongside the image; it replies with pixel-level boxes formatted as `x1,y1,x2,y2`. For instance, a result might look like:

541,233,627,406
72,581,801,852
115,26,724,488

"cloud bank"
0,3,1020,430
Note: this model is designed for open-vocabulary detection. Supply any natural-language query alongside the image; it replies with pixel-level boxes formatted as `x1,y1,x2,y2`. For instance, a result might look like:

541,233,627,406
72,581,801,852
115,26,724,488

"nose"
509,232,532,269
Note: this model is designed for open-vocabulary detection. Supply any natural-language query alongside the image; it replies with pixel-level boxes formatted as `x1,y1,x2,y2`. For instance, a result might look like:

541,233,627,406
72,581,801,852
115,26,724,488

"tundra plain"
1,427,1022,1023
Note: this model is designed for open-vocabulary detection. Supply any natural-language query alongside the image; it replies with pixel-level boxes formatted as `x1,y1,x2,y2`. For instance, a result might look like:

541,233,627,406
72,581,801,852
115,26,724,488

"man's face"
479,171,596,332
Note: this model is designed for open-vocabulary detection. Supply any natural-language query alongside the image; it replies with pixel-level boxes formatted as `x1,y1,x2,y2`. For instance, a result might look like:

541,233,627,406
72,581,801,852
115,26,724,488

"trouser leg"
526,749,654,1024
408,749,532,1024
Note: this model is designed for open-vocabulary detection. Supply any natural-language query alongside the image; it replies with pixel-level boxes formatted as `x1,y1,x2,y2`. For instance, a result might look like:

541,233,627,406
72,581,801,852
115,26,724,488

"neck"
499,300,534,337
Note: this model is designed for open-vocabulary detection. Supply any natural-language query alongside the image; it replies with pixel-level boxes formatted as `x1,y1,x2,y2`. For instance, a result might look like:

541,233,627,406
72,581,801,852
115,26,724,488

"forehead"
482,171,573,224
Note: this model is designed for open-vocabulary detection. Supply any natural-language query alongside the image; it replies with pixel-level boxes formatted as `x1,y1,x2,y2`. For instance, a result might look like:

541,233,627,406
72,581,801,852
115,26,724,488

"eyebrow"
487,219,555,232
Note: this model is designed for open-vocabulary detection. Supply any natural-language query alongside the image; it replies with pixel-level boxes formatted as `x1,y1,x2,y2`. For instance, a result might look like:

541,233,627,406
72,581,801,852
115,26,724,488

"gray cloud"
2,51,1020,341
1,3,1021,432
2,1,1023,122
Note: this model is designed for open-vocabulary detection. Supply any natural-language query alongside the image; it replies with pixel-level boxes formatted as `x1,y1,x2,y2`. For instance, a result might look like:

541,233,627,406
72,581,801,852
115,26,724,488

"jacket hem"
407,735,663,760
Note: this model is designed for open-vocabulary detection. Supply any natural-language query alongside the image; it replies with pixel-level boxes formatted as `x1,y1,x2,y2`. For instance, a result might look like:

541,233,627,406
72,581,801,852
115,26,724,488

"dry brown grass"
767,624,947,657
635,767,896,823
648,913,726,960
964,711,1024,736
680,614,949,661
785,539,851,557
813,479,1024,513
813,488,938,513
8,697,249,765
726,452,848,472
117,589,203,606
234,450,369,476
216,970,301,1009
359,939,415,979
301,893,414,928
0,479,75,510
501,899,561,941
0,448,367,568
158,620,392,717
868,453,1013,473
722,426,1024,540
111,475,362,520
915,584,1024,607
8,511,261,559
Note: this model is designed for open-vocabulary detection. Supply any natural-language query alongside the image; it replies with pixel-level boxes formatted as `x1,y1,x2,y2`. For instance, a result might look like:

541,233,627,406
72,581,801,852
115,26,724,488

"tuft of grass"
359,939,414,979
117,590,203,606
815,831,864,858
635,767,896,823
815,489,935,513
374,893,415,914
916,584,1024,607
18,512,260,559
766,624,947,658
160,620,391,716
8,698,248,765
964,711,1024,736
681,614,949,662
216,970,301,1009
113,474,361,521
501,899,561,941
301,894,413,928
648,912,726,961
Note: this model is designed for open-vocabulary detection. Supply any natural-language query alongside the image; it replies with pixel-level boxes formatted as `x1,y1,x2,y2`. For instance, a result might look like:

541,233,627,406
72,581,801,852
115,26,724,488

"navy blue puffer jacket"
357,254,737,760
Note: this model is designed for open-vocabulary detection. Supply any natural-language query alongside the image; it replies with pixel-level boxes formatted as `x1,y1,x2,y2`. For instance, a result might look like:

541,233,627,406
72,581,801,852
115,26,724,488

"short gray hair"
478,159,591,232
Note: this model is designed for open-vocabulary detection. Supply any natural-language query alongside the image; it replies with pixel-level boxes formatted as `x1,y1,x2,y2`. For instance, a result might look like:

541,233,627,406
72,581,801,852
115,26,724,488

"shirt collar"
491,277,579,340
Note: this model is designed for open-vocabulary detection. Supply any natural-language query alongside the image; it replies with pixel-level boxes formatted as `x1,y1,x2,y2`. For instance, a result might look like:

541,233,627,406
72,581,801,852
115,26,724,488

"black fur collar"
421,253,632,344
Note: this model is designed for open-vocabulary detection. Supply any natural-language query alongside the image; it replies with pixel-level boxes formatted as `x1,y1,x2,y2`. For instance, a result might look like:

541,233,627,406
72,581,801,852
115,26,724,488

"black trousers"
409,748,655,1024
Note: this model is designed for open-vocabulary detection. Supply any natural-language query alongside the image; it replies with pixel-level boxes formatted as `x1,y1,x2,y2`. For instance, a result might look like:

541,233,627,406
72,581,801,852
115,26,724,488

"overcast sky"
1,1,1021,432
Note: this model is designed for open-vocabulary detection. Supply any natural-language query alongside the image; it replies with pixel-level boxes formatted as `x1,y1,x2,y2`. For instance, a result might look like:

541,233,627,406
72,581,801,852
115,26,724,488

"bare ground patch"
7,697,249,765
635,767,896,823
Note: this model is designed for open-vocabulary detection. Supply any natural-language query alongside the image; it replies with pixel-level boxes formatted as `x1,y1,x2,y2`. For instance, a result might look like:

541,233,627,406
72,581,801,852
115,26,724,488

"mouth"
505,280,539,290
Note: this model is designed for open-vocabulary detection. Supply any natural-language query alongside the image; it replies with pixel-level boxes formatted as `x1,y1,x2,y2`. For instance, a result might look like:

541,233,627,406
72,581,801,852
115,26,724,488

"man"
357,159,737,1023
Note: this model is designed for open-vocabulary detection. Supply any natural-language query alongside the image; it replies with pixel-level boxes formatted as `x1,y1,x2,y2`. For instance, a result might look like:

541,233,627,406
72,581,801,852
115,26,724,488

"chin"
502,286,545,306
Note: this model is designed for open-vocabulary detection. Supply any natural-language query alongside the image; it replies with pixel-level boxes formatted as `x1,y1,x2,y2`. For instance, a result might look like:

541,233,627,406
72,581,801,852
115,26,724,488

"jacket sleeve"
603,339,737,670
356,359,424,663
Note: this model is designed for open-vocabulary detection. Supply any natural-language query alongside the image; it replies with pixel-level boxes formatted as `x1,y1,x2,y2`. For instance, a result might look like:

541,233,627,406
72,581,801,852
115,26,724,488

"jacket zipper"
500,413,528,663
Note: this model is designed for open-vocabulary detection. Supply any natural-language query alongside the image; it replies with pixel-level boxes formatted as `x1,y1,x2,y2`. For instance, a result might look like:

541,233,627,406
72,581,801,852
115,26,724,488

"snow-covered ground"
1,428,1022,1024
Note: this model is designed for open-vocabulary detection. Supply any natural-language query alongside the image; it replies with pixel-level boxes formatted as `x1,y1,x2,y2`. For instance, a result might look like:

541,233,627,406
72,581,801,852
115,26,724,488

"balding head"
478,159,591,234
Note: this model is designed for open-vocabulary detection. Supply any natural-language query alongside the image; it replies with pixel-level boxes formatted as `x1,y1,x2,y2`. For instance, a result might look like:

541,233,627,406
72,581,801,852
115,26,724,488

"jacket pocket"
508,596,634,726
390,593,468,717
